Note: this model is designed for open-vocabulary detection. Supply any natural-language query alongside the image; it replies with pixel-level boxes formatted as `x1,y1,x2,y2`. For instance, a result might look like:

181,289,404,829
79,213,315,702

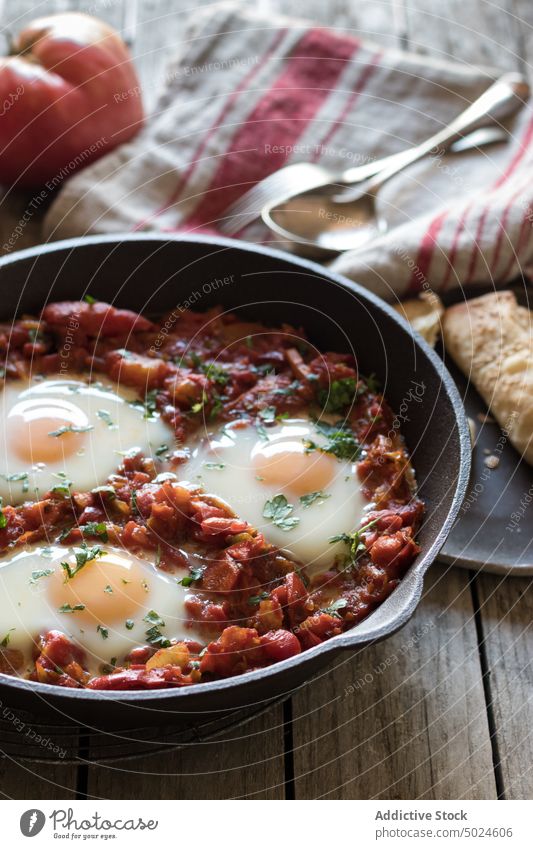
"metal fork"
219,72,528,236
218,127,509,236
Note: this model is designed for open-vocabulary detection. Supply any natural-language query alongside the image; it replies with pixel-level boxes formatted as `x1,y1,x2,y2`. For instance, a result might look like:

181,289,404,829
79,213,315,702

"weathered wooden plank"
85,703,286,799
476,573,533,800
290,565,497,799
0,758,78,799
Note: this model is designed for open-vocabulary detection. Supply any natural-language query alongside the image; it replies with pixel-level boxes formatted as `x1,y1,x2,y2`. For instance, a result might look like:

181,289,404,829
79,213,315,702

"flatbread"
443,291,533,465
394,291,444,347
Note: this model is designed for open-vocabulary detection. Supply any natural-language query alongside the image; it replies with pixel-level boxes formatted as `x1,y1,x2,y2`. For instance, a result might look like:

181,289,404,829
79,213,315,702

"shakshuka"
0,299,423,690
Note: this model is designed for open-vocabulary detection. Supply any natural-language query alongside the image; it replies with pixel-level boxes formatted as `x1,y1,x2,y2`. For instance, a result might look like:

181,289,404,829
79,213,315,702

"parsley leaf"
248,592,270,605
125,619,134,630
364,373,381,394
61,542,106,581
177,567,204,587
51,472,72,497
48,424,94,437
323,598,348,618
258,406,277,423
2,472,29,493
0,496,7,529
329,519,378,567
29,568,54,585
59,603,86,613
1,629,15,647
263,494,300,531
143,611,171,647
92,485,116,501
96,409,116,429
80,521,108,542
97,624,109,639
306,420,361,462
317,378,357,413
299,490,331,508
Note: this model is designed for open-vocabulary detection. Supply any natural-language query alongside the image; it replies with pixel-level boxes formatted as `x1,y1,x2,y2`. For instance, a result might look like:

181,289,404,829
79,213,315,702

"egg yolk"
47,552,149,626
6,398,91,463
252,440,337,496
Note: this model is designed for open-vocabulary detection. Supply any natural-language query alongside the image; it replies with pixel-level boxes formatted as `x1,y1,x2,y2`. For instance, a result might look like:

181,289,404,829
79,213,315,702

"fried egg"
0,543,201,675
184,417,372,573
0,375,173,504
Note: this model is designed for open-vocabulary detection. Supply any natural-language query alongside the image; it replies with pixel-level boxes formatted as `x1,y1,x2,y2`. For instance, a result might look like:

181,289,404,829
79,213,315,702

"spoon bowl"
263,187,383,258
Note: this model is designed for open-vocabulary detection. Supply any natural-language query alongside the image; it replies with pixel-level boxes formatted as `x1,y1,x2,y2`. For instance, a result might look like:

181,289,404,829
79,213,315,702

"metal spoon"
262,74,528,259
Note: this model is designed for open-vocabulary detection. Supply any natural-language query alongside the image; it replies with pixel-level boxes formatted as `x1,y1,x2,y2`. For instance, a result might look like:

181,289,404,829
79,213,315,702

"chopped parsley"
80,521,109,542
48,424,94,437
92,485,116,501
203,362,229,386
258,406,276,423
143,389,158,420
317,377,358,413
329,519,378,568
104,585,113,594
84,294,96,305
2,472,29,493
96,409,116,429
191,392,207,414
248,591,270,605
61,542,106,582
29,568,54,585
1,628,15,647
178,566,204,587
263,494,300,531
97,624,109,639
323,598,348,618
306,420,361,462
27,327,42,343
51,472,72,497
273,380,301,397
155,443,169,457
129,388,158,419
143,610,171,648
299,490,331,508
0,496,7,529
204,462,225,471
58,603,86,613
125,619,134,630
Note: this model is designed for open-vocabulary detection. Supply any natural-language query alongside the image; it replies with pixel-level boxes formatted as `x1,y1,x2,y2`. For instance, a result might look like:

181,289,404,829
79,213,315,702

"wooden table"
0,0,531,801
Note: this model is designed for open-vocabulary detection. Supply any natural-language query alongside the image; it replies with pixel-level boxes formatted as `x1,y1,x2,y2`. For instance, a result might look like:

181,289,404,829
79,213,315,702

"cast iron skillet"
0,235,470,728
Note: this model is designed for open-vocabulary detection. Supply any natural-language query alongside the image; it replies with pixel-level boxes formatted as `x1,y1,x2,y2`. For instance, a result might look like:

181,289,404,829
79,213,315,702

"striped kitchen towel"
42,2,533,302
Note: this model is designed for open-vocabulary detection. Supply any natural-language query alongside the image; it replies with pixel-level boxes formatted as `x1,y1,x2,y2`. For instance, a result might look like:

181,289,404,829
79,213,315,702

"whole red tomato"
0,13,144,188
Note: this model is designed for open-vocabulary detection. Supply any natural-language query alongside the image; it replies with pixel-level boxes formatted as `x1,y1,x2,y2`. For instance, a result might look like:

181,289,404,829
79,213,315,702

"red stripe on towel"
462,108,533,281
182,27,360,229
132,27,288,231
311,49,384,161
406,209,448,295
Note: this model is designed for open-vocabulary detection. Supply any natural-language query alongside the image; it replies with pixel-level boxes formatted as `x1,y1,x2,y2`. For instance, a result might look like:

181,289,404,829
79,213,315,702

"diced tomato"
42,301,154,336
370,531,420,577
260,629,301,662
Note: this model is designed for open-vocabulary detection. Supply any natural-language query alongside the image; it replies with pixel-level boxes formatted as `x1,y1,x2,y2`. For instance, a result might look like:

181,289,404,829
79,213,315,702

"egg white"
0,375,173,504
183,417,372,573
0,543,201,676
